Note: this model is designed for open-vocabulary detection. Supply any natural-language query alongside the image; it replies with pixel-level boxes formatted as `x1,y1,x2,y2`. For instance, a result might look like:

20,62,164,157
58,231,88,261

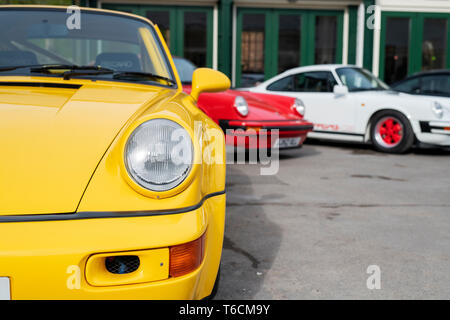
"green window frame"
235,8,344,87
347,5,358,65
379,11,450,82
101,4,214,68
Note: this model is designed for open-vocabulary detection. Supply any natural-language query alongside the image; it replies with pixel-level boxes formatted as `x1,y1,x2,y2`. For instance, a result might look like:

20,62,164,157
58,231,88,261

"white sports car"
247,65,450,153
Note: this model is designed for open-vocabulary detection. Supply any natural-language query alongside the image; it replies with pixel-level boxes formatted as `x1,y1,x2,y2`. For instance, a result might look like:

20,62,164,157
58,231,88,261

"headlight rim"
120,115,201,199
234,95,249,117
432,101,444,119
292,98,306,117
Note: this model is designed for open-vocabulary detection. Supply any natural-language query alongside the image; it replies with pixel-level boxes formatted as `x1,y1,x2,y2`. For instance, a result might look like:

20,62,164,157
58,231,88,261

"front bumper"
417,121,450,146
219,119,314,149
0,193,225,300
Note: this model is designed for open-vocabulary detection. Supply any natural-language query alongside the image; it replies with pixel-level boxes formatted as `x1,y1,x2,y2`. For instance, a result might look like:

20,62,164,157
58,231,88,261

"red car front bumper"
219,119,314,150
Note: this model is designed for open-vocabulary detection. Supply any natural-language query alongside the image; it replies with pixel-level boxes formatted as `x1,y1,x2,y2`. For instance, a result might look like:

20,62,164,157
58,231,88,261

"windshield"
336,67,389,92
0,8,175,86
173,57,196,84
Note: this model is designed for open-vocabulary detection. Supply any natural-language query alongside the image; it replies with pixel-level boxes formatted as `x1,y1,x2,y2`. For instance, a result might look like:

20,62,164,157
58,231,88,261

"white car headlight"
234,96,249,116
125,119,193,192
292,98,305,117
432,101,444,119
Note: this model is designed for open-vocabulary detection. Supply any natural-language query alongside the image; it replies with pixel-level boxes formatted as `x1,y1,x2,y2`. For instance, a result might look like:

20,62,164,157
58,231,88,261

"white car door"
260,71,358,136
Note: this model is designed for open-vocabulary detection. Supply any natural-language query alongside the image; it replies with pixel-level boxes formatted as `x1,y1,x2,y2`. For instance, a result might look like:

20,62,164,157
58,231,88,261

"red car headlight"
292,98,306,117
234,96,249,117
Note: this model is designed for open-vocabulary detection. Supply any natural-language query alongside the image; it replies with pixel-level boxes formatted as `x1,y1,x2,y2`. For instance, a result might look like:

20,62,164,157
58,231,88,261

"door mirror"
190,68,231,101
333,85,349,96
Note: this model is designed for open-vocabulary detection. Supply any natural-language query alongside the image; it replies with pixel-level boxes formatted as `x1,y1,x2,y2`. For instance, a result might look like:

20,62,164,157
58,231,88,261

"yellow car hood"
0,79,173,215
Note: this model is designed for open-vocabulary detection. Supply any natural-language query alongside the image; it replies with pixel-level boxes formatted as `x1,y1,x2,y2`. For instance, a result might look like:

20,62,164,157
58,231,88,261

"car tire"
370,110,414,154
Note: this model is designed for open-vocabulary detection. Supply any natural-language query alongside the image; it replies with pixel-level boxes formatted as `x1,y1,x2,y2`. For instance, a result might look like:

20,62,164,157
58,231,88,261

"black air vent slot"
0,82,81,89
105,256,140,274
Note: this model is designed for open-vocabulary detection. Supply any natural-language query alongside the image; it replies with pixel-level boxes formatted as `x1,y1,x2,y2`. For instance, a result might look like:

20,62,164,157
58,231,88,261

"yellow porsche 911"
0,5,229,300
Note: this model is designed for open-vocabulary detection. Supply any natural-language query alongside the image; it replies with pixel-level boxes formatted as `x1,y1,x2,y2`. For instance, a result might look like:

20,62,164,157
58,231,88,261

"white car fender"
353,92,433,141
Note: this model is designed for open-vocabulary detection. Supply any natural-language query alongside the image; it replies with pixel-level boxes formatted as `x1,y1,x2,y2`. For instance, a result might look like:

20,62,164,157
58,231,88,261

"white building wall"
377,0,450,12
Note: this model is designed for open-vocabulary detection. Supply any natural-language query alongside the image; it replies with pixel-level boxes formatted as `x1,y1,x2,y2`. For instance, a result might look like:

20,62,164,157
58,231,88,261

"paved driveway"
216,141,450,299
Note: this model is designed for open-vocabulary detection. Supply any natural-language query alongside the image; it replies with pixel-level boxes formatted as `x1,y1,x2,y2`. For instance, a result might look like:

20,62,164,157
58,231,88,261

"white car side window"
267,75,295,92
267,71,336,93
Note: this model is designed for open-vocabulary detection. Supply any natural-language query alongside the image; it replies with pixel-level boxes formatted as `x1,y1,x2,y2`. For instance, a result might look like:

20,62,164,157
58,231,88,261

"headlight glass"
125,119,193,192
432,101,444,119
292,98,305,117
234,96,249,116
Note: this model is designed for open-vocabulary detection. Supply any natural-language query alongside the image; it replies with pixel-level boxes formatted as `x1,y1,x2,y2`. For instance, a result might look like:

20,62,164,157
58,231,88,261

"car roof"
410,69,450,77
391,69,450,87
259,64,361,87
279,64,362,76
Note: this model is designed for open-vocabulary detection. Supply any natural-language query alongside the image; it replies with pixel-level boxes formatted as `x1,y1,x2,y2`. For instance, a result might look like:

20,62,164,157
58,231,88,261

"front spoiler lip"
219,119,314,133
0,190,225,223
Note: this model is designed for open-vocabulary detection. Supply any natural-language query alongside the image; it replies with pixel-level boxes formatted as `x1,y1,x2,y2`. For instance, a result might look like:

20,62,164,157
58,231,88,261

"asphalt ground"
215,140,450,299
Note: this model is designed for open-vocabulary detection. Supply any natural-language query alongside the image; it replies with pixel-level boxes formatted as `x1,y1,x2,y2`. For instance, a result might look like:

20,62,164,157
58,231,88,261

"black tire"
370,110,414,154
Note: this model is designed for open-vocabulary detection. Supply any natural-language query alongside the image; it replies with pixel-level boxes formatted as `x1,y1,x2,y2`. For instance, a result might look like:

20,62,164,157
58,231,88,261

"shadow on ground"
305,138,450,156
278,144,322,160
214,164,283,299
225,144,322,164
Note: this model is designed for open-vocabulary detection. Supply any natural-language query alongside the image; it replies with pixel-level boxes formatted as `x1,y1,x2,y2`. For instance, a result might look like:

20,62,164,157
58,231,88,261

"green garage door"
236,8,344,87
380,12,450,84
102,4,213,68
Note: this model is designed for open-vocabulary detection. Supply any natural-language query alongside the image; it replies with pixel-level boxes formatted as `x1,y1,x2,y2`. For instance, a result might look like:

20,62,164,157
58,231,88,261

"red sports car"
174,57,313,150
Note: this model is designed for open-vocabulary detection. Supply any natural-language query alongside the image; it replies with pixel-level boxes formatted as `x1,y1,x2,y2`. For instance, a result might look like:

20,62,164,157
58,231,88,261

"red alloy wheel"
374,116,404,148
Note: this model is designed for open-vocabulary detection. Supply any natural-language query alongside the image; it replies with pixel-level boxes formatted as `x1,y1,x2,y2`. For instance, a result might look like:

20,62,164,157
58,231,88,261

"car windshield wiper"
30,64,113,72
0,64,89,73
112,71,176,86
29,64,115,80
0,65,44,72
1,64,176,85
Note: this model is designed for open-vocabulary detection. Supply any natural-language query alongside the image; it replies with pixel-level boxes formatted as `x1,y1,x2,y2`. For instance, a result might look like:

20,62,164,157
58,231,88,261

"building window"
422,18,447,71
384,17,410,84
278,15,301,73
184,11,208,67
241,13,265,87
315,16,337,64
146,11,171,48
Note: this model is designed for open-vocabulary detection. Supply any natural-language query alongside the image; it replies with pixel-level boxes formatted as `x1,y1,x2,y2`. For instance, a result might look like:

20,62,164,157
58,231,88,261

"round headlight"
432,101,444,119
292,98,305,117
234,96,249,117
125,119,193,192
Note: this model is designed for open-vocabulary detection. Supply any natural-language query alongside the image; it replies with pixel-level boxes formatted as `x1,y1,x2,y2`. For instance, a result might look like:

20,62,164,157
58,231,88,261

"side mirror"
190,68,231,101
333,85,349,96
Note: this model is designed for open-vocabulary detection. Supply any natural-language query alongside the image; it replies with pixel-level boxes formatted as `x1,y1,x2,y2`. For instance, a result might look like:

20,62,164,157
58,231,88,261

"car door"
264,71,357,134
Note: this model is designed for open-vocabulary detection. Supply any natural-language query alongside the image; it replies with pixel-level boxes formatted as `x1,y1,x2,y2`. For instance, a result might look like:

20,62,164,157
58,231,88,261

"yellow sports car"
0,5,229,299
